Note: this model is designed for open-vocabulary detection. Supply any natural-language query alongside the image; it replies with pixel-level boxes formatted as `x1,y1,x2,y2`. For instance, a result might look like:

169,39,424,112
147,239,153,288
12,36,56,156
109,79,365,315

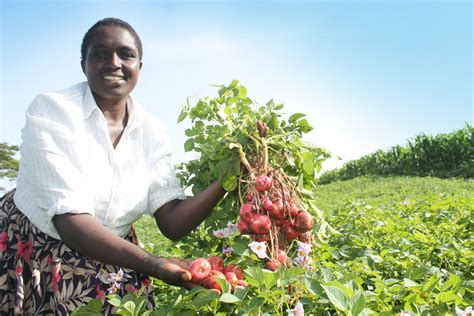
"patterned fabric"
0,190,154,315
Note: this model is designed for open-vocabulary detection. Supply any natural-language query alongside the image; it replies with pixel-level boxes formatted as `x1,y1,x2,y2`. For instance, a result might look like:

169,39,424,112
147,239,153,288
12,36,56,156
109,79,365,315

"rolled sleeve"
16,106,94,237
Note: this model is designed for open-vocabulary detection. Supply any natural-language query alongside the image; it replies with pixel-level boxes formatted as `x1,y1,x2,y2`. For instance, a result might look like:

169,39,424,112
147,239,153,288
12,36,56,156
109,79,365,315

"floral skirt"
0,190,154,315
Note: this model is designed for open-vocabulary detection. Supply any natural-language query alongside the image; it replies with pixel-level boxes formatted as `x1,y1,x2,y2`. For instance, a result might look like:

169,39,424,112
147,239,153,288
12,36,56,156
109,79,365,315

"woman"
0,18,226,314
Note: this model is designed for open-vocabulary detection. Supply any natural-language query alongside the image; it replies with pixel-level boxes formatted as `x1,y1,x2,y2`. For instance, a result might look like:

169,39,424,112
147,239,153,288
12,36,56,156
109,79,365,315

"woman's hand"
155,257,195,290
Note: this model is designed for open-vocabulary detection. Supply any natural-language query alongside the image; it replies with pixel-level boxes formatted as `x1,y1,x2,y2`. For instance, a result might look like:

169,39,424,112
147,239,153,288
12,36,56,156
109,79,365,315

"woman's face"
81,25,142,105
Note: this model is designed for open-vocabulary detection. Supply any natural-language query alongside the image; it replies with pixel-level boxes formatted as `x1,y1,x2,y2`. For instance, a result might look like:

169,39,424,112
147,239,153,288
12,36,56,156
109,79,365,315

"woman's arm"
153,180,226,241
53,213,195,288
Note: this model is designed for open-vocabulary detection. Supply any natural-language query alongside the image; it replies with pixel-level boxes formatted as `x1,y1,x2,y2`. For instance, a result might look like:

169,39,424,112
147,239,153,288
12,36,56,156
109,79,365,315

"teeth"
102,75,124,81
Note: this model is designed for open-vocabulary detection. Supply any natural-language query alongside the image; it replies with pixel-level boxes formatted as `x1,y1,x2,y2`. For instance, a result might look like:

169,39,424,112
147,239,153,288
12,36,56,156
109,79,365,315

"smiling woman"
0,17,227,315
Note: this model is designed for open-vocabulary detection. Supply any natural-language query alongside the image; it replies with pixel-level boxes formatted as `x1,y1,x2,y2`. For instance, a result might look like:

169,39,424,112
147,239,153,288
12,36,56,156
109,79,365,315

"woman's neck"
94,95,128,124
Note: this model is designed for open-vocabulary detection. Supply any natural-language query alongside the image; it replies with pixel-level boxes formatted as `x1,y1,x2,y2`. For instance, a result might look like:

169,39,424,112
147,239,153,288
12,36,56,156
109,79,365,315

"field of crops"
72,81,472,315
102,176,471,315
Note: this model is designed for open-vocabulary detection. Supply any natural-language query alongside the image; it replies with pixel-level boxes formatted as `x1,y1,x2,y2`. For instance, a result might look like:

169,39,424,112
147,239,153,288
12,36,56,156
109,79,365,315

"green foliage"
0,142,19,191
319,124,474,184
116,176,473,315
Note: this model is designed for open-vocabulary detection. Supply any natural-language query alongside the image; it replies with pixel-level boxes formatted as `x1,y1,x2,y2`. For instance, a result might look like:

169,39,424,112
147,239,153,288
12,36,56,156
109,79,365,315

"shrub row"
319,124,473,184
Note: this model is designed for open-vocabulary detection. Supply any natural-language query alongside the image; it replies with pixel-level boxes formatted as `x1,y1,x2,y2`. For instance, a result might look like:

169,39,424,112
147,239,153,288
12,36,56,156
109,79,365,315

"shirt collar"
81,82,142,130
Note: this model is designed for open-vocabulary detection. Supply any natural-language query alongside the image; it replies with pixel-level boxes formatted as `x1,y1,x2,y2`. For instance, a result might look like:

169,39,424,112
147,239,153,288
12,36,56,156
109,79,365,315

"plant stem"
238,144,254,178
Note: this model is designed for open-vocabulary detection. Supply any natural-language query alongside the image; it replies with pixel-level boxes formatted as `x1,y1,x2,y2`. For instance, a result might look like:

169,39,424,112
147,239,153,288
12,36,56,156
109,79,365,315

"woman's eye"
94,50,107,58
120,51,135,58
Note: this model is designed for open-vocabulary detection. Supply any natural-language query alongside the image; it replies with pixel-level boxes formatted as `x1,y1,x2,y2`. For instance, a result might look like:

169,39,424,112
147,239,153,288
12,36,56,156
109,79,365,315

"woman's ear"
81,60,86,74
139,61,143,70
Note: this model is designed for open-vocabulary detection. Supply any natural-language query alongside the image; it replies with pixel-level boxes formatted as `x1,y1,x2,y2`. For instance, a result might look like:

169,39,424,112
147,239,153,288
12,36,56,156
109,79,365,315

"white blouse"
14,82,186,239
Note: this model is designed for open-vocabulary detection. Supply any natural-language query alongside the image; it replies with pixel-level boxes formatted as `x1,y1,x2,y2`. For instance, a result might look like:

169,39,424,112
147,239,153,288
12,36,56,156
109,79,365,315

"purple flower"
222,245,232,257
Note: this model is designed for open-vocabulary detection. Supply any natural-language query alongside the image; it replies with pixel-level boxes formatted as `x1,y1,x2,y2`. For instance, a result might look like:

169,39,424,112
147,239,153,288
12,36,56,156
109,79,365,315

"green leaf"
435,291,460,303
423,275,440,293
262,269,278,288
177,109,188,123
233,285,250,300
441,273,461,291
184,139,195,152
232,237,250,255
268,114,279,130
220,173,237,192
302,152,315,175
403,278,419,287
135,297,147,313
321,268,334,282
216,278,231,294
191,289,219,307
87,299,103,312
247,297,265,311
283,266,307,279
219,293,241,303
322,285,350,313
185,128,198,137
305,278,325,297
289,113,306,123
107,296,122,307
298,119,313,133
230,79,239,88
350,292,366,316
245,266,264,284
121,301,135,314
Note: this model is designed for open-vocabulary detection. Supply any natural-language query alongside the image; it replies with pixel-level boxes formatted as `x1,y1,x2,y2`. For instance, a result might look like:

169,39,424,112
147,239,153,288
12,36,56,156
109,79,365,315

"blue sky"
1,0,472,176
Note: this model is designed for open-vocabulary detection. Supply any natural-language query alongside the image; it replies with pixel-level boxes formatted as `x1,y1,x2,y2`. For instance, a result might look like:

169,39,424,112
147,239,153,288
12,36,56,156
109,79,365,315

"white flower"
213,222,239,239
213,229,228,238
293,255,314,271
296,241,312,257
108,268,125,283
249,241,268,259
456,306,473,316
287,302,304,316
226,221,239,234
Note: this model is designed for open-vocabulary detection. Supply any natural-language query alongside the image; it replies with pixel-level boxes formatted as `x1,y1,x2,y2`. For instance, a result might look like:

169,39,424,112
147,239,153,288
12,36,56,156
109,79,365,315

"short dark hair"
81,18,143,61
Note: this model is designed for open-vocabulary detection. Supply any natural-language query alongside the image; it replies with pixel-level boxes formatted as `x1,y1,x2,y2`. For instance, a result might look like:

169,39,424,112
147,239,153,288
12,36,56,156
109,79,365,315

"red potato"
189,258,212,283
265,260,281,271
273,217,285,226
255,175,272,192
200,270,225,291
239,203,254,223
289,203,300,217
262,197,274,212
277,249,287,263
268,198,285,219
284,222,299,241
207,256,224,272
236,279,248,287
250,213,272,235
294,211,314,233
237,220,252,234
223,264,243,280
225,271,238,284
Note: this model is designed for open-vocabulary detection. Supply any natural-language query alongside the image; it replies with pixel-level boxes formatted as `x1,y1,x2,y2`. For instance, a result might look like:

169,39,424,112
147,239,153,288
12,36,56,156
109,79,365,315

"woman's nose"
106,53,121,69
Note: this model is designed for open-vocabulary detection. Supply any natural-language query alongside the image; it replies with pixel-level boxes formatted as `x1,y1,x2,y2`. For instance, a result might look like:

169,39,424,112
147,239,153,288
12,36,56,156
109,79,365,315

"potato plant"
174,80,334,262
